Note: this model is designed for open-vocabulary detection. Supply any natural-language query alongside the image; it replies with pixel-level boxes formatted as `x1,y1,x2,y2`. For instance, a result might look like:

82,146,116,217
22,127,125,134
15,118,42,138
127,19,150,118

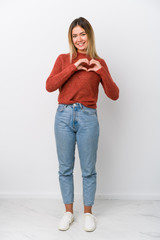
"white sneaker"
58,211,74,231
84,213,96,231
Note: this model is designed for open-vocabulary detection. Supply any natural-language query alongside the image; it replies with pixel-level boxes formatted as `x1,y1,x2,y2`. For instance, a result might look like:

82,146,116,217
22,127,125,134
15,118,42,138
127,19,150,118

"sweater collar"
77,51,87,55
76,51,90,58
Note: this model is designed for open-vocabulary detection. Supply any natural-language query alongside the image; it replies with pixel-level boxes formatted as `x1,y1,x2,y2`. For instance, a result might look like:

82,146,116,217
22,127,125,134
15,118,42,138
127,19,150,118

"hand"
74,58,90,71
87,59,102,72
74,58,102,72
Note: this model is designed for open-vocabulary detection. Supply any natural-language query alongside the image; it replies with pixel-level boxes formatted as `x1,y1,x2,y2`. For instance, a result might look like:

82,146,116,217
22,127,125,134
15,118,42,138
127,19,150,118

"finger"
87,68,95,72
77,60,88,67
90,59,97,64
80,67,88,71
81,58,90,64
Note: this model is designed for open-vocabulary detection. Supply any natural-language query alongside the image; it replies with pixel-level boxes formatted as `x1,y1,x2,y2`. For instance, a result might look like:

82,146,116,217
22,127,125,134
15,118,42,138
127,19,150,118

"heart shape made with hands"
81,61,96,70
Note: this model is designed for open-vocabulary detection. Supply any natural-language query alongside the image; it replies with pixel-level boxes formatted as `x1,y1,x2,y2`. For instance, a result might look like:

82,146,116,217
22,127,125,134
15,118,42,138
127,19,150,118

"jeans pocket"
57,104,66,112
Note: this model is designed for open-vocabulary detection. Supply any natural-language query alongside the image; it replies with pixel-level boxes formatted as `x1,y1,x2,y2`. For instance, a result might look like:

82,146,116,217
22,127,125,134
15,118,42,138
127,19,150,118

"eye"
72,33,86,38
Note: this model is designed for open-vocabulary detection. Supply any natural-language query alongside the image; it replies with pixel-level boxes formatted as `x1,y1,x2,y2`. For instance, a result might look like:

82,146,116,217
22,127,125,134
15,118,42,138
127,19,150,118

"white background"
0,0,160,200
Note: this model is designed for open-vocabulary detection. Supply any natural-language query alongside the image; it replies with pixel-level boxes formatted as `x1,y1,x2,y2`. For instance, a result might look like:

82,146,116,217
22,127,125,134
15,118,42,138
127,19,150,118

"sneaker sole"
58,217,74,231
84,226,96,232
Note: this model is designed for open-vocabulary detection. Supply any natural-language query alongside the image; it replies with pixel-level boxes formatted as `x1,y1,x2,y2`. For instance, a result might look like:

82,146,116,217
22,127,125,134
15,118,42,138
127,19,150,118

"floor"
0,199,160,240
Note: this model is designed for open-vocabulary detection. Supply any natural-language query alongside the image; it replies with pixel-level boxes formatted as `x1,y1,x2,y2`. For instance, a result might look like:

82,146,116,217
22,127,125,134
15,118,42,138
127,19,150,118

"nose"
77,35,82,41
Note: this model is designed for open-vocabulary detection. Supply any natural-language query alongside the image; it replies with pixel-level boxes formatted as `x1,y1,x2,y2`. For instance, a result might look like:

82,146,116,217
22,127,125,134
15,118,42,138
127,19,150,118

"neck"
77,51,87,55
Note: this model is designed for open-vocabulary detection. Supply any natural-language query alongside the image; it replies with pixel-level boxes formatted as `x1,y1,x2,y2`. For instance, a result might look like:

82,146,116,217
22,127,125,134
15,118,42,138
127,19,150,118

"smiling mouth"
77,42,85,47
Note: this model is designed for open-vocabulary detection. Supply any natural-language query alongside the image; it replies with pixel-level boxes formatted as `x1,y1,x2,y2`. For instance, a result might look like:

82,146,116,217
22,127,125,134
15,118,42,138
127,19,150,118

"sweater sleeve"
96,59,119,100
46,54,77,92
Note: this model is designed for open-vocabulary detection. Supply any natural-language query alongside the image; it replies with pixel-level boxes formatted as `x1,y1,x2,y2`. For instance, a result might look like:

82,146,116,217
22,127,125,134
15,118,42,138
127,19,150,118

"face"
72,25,88,53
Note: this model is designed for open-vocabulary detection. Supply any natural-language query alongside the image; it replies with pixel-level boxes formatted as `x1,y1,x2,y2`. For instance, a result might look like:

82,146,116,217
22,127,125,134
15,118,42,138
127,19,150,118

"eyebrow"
72,31,86,36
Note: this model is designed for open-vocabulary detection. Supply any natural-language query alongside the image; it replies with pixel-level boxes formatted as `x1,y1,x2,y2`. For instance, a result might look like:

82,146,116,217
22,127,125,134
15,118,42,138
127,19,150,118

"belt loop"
80,103,83,109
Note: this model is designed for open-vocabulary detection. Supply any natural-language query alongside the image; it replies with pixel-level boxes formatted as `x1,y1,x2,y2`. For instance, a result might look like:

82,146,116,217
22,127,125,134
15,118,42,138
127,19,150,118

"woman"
46,17,119,232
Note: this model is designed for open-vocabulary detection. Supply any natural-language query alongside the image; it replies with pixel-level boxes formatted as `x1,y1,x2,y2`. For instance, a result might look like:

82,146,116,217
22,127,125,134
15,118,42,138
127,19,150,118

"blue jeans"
54,103,100,206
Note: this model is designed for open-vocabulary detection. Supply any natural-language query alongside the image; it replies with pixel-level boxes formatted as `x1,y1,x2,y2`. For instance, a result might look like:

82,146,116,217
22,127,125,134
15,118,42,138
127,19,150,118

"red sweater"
46,51,119,109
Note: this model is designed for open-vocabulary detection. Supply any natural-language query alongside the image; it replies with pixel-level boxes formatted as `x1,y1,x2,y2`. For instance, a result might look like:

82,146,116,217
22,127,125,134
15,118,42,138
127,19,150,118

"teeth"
78,42,85,46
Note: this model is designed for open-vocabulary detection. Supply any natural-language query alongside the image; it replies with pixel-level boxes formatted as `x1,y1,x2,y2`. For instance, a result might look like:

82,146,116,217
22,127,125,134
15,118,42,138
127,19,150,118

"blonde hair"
68,17,101,63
